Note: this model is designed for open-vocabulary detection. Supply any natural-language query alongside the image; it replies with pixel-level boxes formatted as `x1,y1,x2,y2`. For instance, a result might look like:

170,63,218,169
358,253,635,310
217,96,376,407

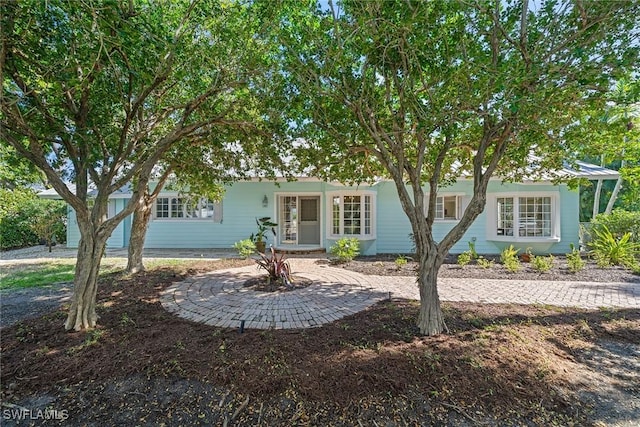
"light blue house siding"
374,180,579,255
67,199,128,249
66,179,580,256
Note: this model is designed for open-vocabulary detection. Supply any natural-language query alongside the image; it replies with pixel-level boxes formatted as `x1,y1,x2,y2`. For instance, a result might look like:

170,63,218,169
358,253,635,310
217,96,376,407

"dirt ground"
1,258,639,426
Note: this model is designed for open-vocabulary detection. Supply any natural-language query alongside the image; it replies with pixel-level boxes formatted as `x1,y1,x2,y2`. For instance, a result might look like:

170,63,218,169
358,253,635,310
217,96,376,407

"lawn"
1,258,638,426
0,259,125,290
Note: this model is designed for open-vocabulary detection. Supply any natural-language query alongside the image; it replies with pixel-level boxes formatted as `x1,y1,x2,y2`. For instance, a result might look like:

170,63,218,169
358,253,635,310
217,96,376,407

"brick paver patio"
161,258,640,330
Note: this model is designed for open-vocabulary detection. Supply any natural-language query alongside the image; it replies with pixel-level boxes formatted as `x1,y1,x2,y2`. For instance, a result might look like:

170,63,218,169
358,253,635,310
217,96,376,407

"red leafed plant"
255,246,292,287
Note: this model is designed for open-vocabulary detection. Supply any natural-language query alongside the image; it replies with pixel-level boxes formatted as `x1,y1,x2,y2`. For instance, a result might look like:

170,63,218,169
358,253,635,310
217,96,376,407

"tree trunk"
126,171,171,274
64,232,107,331
126,202,153,274
416,247,447,335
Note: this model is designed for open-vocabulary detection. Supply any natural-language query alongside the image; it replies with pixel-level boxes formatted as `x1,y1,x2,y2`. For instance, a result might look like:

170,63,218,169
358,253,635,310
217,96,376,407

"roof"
513,158,620,182
38,183,132,199
564,160,620,180
37,159,619,200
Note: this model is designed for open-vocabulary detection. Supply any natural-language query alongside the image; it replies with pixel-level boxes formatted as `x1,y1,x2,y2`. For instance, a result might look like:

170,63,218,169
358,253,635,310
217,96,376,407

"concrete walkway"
161,258,640,330
0,245,236,265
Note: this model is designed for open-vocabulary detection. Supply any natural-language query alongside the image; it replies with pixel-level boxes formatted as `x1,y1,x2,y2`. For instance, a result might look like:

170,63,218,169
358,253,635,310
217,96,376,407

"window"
496,197,514,236
154,197,222,222
518,196,552,237
329,193,375,238
435,196,460,220
492,194,558,240
425,195,462,220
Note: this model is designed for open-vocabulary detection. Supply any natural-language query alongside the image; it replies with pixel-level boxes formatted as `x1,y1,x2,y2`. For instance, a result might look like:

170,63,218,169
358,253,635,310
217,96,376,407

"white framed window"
436,195,461,220
518,196,552,237
328,192,375,238
154,196,222,222
489,193,559,241
425,194,463,220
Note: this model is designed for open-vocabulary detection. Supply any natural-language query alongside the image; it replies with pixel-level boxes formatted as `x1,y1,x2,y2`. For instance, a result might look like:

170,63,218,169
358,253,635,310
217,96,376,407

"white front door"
278,195,320,246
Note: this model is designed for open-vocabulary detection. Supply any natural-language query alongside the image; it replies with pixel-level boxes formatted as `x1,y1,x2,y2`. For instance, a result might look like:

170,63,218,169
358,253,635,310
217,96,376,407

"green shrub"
0,188,66,250
468,241,478,259
590,209,640,244
566,244,586,273
330,237,360,263
457,251,472,266
394,255,408,269
588,225,640,268
500,245,521,272
500,245,520,262
477,257,494,269
530,254,554,272
233,239,256,259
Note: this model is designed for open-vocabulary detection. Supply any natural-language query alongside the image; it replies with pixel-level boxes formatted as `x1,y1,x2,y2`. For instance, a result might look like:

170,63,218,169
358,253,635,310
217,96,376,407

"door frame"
274,192,323,248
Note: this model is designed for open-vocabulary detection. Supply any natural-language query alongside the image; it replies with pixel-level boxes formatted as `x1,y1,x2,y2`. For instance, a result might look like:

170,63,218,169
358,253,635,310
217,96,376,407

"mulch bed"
242,276,313,293
340,254,640,283
1,258,639,426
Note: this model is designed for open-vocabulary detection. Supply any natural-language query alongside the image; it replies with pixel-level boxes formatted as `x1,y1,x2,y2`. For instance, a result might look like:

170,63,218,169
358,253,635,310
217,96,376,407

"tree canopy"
1,0,279,330
566,77,640,218
270,0,640,334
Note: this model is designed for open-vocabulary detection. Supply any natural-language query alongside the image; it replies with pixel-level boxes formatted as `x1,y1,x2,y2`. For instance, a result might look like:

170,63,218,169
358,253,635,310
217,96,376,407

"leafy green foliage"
234,239,256,259
569,77,640,218
255,246,292,286
500,245,521,273
588,225,640,268
270,0,639,334
0,188,66,250
457,251,472,267
330,238,360,263
0,143,45,189
500,245,520,263
477,257,494,269
566,245,586,274
30,201,66,251
590,209,640,244
250,217,278,244
468,241,479,260
2,0,282,330
530,254,554,273
394,255,408,269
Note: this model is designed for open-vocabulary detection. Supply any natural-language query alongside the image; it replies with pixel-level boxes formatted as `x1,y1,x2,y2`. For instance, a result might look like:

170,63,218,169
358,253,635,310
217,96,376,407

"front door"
298,197,320,245
278,195,320,246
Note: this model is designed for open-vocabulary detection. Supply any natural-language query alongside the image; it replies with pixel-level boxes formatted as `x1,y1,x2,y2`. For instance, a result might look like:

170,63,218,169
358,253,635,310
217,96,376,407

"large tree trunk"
416,248,446,335
126,201,153,274
64,230,107,331
126,171,170,273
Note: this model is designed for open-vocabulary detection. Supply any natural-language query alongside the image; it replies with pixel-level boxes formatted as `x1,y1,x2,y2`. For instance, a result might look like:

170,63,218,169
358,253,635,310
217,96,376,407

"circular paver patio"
161,258,640,330
160,261,390,330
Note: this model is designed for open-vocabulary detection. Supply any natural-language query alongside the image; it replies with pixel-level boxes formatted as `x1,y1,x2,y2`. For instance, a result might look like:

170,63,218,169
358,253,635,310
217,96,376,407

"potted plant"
520,247,533,263
250,217,277,253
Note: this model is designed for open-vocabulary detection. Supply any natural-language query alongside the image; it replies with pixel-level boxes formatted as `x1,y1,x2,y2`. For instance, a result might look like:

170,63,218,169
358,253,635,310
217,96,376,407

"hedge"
0,188,67,250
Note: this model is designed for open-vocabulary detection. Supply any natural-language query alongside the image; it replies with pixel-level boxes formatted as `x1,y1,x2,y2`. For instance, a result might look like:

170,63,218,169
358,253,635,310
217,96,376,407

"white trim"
326,190,377,239
485,191,561,243
424,193,465,221
107,200,117,218
153,196,222,222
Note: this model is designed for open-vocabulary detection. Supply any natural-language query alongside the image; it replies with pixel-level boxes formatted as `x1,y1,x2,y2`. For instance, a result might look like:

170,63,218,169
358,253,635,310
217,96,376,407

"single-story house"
42,161,619,255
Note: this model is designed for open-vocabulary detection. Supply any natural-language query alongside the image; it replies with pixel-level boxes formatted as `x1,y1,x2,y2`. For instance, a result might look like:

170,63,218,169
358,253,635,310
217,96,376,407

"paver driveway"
161,258,640,330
